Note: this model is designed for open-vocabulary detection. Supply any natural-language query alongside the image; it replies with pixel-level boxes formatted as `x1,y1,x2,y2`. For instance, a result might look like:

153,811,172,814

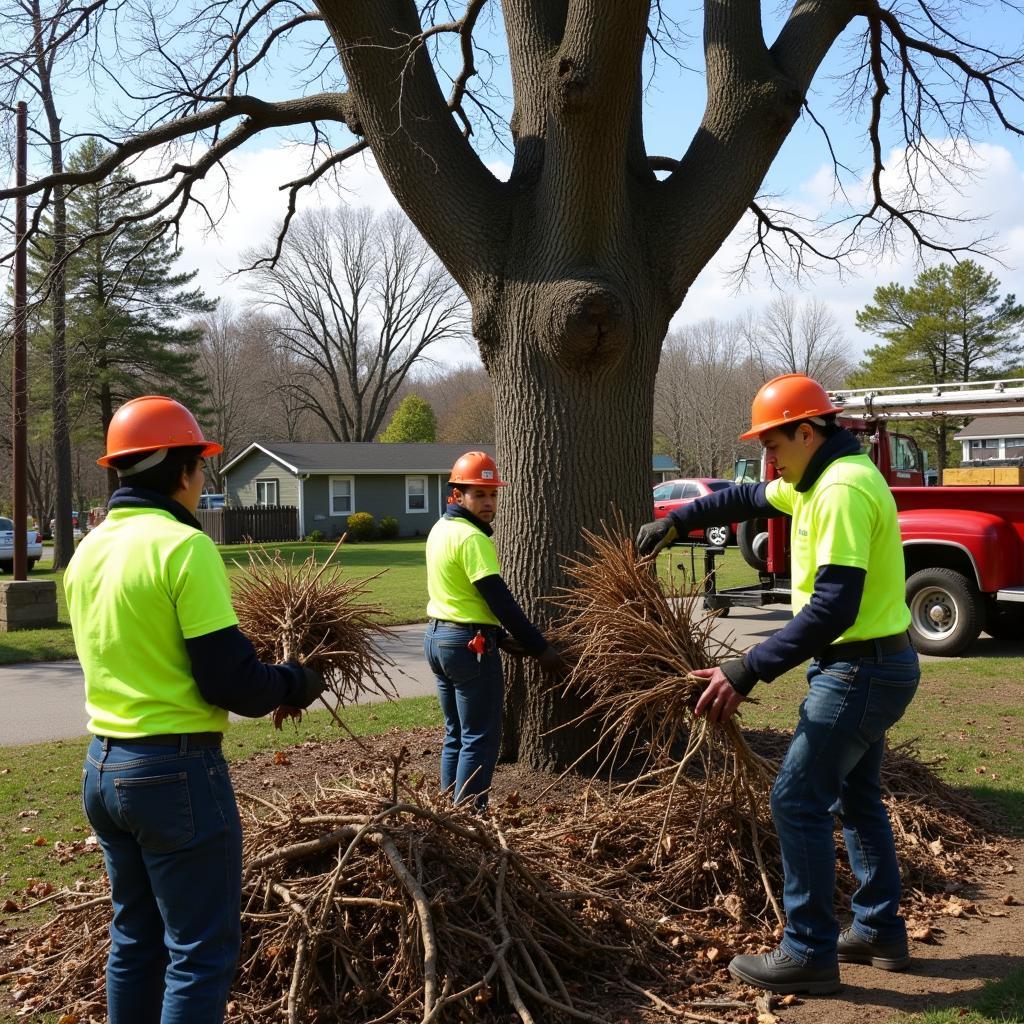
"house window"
1006,437,1024,449
406,475,428,513
330,476,354,516
255,479,278,507
969,439,998,449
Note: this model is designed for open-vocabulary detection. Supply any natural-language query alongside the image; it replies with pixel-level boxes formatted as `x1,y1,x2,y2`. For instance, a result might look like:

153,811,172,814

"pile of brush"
232,536,399,722
5,765,668,1024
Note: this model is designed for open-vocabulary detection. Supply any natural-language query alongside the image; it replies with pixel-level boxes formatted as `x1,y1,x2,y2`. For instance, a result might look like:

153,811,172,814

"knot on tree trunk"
552,55,589,108
539,275,629,372
750,75,803,132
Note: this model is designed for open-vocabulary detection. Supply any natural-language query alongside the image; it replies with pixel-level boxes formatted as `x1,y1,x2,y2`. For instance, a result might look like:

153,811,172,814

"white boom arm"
829,379,1024,420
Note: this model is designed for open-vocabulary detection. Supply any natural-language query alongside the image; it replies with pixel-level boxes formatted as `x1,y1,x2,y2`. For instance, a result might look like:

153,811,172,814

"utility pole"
13,100,28,581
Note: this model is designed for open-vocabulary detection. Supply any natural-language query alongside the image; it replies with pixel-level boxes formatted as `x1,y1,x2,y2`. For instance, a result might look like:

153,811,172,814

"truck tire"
737,519,768,572
26,559,36,573
704,524,731,548
906,568,983,656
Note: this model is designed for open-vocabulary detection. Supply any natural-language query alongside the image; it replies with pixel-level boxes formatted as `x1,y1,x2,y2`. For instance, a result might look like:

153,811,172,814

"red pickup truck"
703,401,1024,656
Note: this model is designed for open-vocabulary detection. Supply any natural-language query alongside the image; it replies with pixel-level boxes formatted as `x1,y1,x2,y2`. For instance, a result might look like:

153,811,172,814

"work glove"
498,635,528,657
635,518,677,558
537,644,569,676
273,665,328,730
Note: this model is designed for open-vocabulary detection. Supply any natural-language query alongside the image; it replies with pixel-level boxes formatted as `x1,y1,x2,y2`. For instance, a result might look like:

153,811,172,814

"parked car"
198,493,226,510
0,517,44,572
652,478,737,547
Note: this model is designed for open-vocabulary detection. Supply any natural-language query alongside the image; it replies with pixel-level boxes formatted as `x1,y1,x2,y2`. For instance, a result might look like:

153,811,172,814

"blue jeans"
424,620,504,807
771,644,920,966
82,736,243,1024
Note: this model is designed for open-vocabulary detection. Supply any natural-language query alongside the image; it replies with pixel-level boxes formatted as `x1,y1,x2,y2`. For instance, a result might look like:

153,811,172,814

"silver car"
0,517,44,572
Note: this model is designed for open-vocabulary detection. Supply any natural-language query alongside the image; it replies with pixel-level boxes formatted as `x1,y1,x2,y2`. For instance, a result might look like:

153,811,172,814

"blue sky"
7,1,1024,364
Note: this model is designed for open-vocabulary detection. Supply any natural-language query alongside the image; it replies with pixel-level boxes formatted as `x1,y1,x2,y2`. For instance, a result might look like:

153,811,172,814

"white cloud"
675,140,1024,360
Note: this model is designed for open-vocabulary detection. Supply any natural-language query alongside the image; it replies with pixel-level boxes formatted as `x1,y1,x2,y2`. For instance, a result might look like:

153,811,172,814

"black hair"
110,446,206,497
776,413,841,441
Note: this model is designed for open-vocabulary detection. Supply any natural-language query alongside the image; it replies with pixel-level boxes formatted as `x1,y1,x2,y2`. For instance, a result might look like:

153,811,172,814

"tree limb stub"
323,0,505,287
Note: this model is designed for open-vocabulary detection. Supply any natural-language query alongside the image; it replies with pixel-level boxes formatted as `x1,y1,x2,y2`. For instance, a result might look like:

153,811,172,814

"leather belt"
819,631,913,663
96,732,223,749
429,619,499,632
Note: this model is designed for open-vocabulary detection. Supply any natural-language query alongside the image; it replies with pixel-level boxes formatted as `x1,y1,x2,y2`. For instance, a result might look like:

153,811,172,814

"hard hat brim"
97,439,223,469
739,405,842,441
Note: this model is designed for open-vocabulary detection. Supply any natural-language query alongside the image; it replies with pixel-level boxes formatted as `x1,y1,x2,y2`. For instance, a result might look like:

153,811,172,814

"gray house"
954,414,1024,464
220,442,497,539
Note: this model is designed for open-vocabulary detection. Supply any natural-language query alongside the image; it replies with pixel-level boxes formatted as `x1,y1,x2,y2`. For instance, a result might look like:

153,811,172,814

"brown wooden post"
13,101,28,581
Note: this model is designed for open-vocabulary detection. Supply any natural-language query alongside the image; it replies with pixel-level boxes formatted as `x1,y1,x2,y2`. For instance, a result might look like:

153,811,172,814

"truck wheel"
0,561,11,575
906,568,983,656
26,559,36,573
737,519,768,572
705,524,731,548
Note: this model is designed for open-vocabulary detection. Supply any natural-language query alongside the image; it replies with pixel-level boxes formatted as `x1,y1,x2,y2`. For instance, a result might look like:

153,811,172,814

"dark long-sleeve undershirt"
473,574,548,656
666,481,786,534
721,564,867,695
185,625,307,717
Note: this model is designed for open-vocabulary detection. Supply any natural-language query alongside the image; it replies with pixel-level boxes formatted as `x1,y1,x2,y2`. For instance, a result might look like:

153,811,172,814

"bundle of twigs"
233,536,399,718
548,519,750,783
543,520,787,927
7,766,665,1024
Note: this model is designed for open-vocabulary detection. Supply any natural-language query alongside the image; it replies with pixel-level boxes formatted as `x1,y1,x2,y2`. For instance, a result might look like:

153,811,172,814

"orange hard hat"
97,396,223,468
740,373,842,441
448,451,507,488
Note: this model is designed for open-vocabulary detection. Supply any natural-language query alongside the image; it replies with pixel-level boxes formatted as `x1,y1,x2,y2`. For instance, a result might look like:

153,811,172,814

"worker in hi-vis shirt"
424,451,565,809
637,374,919,995
65,396,326,1024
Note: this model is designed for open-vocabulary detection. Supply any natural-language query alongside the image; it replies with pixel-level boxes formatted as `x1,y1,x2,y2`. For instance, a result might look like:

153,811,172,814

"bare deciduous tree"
743,296,853,386
1,0,1022,767
411,363,495,443
655,322,760,480
245,206,469,443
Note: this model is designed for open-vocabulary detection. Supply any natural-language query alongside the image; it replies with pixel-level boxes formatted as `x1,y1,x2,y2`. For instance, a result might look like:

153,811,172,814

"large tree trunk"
480,273,670,769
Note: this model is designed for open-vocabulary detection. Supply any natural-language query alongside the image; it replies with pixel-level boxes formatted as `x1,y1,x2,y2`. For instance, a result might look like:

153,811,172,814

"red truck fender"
898,507,1023,594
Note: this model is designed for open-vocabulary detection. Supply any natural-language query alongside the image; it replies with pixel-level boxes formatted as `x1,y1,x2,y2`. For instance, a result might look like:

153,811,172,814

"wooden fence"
198,506,298,545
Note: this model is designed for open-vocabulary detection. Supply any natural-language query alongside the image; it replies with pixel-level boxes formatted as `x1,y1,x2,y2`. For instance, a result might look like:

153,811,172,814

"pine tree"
853,262,1024,470
379,395,437,443
55,139,215,491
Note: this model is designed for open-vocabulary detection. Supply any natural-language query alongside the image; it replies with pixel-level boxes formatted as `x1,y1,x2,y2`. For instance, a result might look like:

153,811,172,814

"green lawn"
0,536,758,667
0,538,432,666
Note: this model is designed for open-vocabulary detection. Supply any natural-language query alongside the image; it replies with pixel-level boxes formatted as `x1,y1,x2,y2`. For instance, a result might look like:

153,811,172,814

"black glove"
635,518,677,557
498,635,528,657
537,644,569,676
289,663,328,709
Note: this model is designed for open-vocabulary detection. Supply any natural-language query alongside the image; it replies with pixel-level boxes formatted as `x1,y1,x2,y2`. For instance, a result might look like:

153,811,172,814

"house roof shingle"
953,414,1024,440
222,441,497,476
224,441,676,476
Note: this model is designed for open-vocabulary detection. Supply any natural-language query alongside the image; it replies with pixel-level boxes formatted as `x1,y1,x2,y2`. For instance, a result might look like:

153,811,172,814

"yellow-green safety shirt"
425,515,501,625
64,507,239,737
766,453,911,642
